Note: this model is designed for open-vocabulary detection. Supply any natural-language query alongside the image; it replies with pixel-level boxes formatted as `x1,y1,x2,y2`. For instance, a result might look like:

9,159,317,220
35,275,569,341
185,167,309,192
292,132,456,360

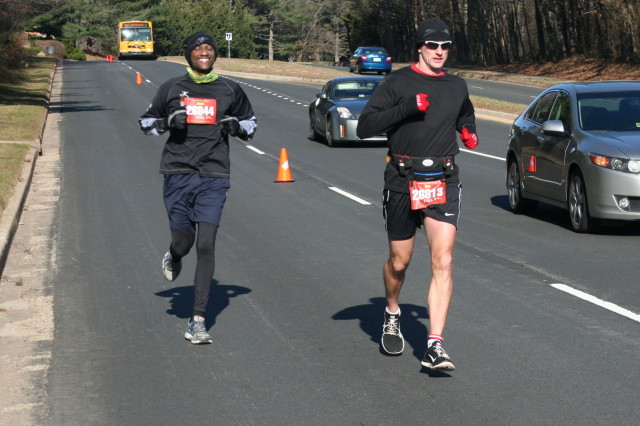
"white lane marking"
550,283,640,323
246,145,265,154
328,187,371,205
459,148,504,161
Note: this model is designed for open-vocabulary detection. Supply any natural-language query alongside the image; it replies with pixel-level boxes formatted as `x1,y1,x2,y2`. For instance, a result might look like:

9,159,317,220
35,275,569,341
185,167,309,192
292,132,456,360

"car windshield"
578,91,640,131
331,80,381,99
366,49,387,55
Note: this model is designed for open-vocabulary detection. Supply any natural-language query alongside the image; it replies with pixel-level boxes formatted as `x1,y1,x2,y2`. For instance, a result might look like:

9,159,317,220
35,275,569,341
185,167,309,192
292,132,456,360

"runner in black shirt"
139,32,256,344
358,18,478,370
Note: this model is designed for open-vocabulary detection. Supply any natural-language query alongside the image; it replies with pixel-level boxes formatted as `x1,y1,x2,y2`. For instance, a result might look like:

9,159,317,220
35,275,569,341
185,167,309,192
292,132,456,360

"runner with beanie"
357,18,478,370
139,31,257,344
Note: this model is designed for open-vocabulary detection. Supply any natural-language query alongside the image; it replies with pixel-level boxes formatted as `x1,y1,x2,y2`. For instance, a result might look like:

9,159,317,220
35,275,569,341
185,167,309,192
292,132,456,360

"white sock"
385,307,400,316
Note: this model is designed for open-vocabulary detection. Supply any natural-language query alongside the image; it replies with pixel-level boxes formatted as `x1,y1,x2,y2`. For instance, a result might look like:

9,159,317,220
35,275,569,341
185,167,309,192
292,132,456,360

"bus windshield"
121,28,152,42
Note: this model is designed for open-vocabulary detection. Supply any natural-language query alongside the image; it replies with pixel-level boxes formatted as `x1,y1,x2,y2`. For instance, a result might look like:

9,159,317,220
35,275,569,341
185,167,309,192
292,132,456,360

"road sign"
225,33,232,58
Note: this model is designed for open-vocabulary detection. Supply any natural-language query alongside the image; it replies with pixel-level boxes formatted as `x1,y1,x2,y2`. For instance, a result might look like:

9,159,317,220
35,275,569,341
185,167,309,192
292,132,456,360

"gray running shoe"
162,251,182,281
381,311,404,354
185,316,212,345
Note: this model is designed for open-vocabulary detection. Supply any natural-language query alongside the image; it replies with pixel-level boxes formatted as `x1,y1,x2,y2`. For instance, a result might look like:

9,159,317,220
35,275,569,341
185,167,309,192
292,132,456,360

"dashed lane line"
328,187,371,205
551,283,640,323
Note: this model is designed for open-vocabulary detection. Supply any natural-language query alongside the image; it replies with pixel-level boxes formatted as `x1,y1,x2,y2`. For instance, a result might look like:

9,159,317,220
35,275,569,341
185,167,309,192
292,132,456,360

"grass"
0,57,56,141
0,143,30,210
470,95,527,116
0,56,55,213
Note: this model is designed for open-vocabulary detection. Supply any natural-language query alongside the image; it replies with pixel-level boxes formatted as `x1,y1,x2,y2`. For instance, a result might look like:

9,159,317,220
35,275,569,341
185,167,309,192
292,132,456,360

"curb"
0,62,57,275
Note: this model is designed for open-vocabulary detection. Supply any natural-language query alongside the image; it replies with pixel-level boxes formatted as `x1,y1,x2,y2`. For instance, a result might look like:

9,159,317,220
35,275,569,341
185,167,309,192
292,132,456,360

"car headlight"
589,153,640,173
336,107,354,119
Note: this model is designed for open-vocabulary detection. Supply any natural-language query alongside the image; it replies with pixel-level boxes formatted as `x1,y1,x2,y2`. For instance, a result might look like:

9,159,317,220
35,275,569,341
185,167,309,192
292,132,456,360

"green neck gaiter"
186,67,218,83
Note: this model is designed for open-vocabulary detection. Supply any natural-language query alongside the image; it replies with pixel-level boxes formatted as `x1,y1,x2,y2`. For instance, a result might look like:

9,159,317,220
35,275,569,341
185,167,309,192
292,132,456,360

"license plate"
373,58,381,62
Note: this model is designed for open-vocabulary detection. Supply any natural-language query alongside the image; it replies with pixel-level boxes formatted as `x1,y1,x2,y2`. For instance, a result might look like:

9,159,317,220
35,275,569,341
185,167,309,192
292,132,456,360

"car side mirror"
542,119,568,137
316,92,328,99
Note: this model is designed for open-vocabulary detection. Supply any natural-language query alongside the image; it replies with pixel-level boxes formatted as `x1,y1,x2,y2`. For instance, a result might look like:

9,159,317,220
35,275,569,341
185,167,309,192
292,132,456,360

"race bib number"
409,180,446,210
182,98,217,124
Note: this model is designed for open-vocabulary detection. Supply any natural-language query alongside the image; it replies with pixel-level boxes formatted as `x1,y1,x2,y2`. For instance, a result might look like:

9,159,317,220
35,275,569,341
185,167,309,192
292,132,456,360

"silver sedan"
506,81,640,232
309,76,386,147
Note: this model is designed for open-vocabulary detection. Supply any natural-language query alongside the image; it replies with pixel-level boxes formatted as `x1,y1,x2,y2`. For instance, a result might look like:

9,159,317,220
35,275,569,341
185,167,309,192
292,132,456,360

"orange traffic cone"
135,72,143,85
275,148,294,183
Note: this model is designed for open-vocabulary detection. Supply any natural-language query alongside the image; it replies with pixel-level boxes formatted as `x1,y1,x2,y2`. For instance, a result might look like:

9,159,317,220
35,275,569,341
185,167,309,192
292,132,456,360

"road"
43,60,639,424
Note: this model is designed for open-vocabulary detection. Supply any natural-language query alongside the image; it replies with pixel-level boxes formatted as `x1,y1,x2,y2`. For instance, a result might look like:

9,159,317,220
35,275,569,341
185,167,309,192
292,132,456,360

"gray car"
506,81,640,232
309,76,386,147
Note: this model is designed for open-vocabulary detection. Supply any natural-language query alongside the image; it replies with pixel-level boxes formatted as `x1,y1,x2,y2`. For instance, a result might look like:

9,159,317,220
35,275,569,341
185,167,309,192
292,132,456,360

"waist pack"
388,153,455,181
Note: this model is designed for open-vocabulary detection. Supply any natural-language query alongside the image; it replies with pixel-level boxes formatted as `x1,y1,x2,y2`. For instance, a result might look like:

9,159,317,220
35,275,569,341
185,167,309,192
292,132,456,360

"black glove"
167,110,187,130
221,117,248,139
153,110,187,131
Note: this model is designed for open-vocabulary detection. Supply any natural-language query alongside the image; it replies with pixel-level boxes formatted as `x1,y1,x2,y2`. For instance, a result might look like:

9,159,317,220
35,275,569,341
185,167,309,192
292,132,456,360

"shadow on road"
492,194,640,235
332,297,431,361
333,298,452,376
155,280,251,329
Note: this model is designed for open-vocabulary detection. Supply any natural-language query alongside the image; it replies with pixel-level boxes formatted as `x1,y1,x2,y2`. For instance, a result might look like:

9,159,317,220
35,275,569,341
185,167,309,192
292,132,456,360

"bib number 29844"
409,180,446,210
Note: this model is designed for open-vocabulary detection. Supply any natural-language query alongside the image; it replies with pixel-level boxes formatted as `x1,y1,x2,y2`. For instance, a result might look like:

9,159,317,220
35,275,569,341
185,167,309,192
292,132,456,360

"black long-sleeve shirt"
139,75,256,178
357,65,475,192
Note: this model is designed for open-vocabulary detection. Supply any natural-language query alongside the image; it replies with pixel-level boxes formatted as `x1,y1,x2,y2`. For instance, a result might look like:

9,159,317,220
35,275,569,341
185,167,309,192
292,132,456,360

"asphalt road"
45,60,640,425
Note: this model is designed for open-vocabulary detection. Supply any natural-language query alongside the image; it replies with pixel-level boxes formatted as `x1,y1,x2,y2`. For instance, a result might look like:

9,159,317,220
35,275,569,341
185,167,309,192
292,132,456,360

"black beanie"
184,32,217,65
415,18,451,45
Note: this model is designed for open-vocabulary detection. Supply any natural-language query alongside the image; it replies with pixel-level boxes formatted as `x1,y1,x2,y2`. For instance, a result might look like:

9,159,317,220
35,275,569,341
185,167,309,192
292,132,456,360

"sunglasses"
423,41,452,50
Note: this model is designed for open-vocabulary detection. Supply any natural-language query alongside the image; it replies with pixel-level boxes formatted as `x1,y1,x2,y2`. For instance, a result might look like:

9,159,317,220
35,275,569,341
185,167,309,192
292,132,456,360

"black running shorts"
383,178,461,240
163,174,230,231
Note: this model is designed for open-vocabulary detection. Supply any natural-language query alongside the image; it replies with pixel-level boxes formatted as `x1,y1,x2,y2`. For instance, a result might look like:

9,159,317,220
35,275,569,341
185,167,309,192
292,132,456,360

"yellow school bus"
117,21,155,60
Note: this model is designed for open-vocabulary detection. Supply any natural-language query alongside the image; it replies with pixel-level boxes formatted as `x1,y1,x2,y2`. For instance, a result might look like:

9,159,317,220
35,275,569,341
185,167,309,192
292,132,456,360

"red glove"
460,127,479,149
416,93,429,112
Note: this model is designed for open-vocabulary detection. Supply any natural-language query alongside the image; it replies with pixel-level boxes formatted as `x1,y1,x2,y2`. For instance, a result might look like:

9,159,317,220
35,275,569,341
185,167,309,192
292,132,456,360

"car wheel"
357,65,362,74
325,117,335,147
308,117,318,141
507,160,537,213
568,171,597,233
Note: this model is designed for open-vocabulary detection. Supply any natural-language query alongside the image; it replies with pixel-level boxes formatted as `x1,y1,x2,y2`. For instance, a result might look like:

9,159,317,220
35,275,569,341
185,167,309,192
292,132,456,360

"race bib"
409,180,446,210
182,98,217,124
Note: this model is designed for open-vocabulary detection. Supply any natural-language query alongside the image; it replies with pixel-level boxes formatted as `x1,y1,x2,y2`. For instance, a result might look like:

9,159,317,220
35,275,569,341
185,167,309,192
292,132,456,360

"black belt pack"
389,153,455,181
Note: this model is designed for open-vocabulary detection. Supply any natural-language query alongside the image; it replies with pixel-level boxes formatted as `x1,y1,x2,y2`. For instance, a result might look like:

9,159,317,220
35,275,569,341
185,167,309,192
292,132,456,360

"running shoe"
184,316,212,344
421,341,455,371
162,251,182,281
381,311,404,354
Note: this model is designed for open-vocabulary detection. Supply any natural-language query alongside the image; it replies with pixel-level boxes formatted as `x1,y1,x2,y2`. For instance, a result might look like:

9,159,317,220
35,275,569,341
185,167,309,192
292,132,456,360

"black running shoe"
381,311,404,354
421,341,455,371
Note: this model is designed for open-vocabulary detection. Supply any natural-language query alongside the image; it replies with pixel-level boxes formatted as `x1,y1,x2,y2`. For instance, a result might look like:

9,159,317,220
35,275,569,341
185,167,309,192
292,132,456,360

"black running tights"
169,222,218,317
